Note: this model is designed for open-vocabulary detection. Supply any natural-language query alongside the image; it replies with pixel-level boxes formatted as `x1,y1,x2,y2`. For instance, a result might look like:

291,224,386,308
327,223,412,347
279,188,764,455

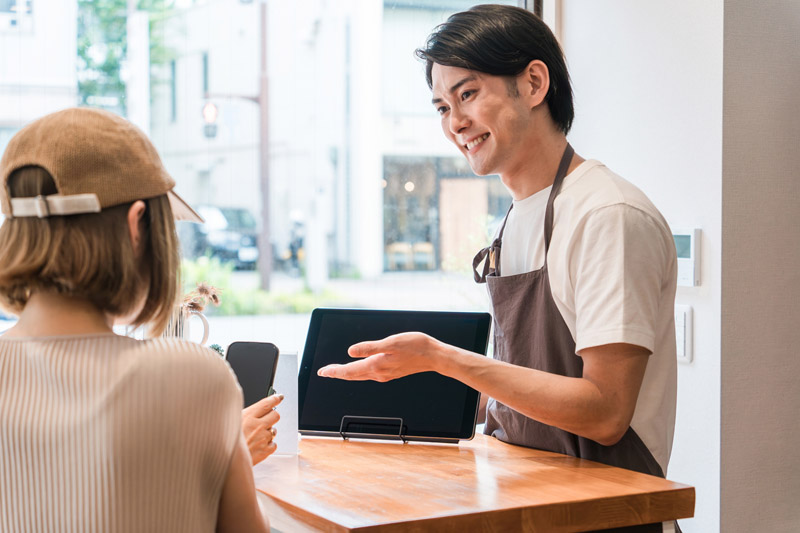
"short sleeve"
569,204,672,353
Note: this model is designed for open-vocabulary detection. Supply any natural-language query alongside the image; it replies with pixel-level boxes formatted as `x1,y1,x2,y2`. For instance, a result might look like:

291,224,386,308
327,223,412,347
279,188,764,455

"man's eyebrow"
431,75,478,104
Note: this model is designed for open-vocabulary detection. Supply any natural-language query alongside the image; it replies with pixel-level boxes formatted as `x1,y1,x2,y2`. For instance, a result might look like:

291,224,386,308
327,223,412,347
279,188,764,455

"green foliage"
329,265,363,280
181,257,344,316
181,256,234,296
77,0,176,114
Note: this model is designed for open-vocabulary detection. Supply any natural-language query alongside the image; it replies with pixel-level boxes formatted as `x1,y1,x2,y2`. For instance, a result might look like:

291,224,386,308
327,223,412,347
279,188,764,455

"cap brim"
167,190,204,223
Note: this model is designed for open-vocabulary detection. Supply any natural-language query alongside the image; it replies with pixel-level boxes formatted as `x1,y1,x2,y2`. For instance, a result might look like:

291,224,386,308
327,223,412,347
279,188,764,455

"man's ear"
127,200,147,256
518,59,550,109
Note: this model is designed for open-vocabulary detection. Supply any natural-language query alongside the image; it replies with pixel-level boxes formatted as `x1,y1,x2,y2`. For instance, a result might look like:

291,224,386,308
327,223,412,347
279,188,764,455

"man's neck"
2,292,114,338
501,134,585,201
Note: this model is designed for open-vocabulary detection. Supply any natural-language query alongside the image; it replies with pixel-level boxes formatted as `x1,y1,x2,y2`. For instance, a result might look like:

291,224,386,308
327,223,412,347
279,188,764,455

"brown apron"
473,144,677,533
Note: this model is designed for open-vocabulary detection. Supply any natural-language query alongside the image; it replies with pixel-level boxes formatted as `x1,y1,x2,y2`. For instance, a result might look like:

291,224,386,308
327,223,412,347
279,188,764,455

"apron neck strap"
544,143,574,254
494,202,514,241
472,143,574,283
472,202,514,283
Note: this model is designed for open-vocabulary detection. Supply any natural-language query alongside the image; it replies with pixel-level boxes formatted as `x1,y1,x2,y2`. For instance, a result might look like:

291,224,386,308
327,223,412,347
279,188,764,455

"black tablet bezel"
298,308,491,442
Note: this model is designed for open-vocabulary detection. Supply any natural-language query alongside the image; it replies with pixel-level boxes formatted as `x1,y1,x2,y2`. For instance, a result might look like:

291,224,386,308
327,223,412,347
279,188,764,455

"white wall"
720,1,800,531
560,1,723,531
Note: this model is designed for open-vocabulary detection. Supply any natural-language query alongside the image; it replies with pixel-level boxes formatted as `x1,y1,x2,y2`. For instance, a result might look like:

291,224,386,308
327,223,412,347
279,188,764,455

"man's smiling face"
431,63,535,179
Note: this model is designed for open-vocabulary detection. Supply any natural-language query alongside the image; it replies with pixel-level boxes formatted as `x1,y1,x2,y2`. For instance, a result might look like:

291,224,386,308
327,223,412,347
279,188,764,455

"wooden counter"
253,434,694,532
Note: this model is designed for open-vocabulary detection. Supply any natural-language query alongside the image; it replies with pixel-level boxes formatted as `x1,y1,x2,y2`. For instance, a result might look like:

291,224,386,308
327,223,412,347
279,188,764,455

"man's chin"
464,159,493,177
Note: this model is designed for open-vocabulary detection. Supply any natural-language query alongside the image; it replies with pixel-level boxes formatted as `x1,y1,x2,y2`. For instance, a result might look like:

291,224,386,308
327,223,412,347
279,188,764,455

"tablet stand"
339,415,408,443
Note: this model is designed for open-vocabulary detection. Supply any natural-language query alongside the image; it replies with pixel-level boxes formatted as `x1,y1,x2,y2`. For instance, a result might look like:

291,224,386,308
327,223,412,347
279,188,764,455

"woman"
0,108,276,532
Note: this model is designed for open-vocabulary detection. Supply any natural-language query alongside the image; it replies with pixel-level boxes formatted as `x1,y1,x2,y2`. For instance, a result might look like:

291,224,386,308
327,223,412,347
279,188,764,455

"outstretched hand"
317,331,440,382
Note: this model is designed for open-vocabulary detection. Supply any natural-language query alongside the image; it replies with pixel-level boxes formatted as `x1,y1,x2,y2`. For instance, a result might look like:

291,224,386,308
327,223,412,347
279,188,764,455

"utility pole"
257,2,272,291
206,1,271,290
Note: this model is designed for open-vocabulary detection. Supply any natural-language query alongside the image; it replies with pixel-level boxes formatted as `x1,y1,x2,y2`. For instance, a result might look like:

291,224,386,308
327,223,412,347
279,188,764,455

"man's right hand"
241,393,283,465
317,332,442,382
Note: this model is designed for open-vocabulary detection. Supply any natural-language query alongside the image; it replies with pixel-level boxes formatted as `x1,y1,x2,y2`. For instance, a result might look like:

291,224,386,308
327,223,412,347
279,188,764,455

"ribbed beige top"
0,334,243,533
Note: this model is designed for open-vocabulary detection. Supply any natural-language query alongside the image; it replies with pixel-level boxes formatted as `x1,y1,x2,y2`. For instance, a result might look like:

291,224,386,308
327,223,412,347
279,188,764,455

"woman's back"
0,334,242,533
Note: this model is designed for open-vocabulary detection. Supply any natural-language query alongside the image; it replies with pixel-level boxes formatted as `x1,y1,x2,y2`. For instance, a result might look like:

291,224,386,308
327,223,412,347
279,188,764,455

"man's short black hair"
416,4,574,135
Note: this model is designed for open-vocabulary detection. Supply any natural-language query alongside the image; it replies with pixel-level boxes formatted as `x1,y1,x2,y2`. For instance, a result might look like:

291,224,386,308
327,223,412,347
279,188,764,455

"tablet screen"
298,308,491,441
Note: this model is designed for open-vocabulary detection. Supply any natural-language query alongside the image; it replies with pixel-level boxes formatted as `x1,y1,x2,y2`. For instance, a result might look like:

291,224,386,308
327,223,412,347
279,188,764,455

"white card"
272,351,298,455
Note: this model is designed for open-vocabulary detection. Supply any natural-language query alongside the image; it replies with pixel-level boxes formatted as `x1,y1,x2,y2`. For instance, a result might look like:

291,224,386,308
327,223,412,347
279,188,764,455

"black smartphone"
225,341,280,408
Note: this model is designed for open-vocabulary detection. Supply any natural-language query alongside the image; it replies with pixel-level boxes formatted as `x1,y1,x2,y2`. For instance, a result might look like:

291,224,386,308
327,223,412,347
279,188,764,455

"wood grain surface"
253,434,694,532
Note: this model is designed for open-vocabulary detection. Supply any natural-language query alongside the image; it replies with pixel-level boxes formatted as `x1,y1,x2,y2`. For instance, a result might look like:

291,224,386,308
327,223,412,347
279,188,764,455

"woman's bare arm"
216,435,269,533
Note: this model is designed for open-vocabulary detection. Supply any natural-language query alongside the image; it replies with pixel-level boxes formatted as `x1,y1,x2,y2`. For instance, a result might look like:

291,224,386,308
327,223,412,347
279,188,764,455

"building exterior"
0,0,78,155
148,0,515,284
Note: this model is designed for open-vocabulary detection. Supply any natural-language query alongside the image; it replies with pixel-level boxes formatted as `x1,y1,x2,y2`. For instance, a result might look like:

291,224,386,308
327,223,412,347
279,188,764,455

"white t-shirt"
498,159,678,474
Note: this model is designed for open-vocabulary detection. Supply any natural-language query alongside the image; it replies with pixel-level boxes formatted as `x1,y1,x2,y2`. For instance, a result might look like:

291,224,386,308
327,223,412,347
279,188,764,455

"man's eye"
436,106,449,115
461,90,474,101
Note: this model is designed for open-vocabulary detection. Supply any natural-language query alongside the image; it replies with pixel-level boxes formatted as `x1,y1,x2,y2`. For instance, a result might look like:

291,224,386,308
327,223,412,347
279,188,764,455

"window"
0,128,18,159
0,0,32,31
1,1,524,348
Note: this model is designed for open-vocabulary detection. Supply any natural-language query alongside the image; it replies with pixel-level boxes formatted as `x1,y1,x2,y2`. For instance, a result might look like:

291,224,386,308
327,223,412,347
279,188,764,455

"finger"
317,359,375,380
270,427,277,438
244,393,284,418
260,410,280,428
348,338,392,358
252,441,277,466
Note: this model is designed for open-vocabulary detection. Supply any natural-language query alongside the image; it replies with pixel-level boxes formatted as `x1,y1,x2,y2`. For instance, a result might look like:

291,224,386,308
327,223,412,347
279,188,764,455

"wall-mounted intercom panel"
672,228,701,287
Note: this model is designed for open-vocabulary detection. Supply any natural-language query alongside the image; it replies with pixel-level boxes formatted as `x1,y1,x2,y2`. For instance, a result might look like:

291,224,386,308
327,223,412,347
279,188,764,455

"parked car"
178,205,259,270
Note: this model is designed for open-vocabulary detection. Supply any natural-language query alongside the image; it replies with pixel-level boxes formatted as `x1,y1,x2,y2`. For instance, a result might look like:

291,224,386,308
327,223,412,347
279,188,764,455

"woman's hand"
241,393,283,465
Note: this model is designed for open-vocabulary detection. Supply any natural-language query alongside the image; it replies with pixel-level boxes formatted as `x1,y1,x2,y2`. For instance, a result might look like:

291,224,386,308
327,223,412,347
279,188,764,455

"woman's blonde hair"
0,166,180,335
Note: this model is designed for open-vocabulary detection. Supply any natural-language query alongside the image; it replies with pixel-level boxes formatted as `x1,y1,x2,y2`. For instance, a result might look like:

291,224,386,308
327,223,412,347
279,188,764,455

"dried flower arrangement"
163,283,222,341
183,282,221,313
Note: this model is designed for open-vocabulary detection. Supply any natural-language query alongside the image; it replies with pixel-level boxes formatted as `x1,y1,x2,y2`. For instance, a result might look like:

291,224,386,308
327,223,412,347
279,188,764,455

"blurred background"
0,0,519,350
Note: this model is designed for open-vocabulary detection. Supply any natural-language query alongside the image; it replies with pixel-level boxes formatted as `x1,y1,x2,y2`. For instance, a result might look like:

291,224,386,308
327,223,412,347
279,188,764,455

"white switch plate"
674,305,693,364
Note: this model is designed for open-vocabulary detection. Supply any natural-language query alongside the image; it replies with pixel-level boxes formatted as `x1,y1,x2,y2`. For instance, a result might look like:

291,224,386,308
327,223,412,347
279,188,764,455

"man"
319,3,678,519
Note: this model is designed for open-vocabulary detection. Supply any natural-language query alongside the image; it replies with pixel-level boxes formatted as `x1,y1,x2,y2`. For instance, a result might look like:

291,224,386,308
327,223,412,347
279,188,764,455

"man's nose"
448,107,470,135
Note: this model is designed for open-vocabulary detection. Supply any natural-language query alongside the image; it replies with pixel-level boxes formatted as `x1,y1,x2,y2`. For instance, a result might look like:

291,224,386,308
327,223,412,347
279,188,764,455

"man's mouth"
465,133,489,151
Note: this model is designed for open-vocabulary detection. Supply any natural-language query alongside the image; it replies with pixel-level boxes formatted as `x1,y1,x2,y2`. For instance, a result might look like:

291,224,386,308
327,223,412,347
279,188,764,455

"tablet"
298,308,491,443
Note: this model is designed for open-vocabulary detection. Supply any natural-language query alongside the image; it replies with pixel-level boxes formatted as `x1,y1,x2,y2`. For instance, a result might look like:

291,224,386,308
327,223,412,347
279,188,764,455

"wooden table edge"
257,484,695,533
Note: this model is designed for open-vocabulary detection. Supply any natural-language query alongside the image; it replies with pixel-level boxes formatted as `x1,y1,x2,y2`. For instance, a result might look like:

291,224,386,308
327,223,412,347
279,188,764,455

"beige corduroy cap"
0,107,202,222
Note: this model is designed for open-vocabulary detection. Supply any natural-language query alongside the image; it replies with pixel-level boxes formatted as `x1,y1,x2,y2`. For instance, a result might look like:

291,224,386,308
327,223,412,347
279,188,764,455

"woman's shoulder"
133,336,221,358
0,333,236,387
126,337,242,405
130,337,231,374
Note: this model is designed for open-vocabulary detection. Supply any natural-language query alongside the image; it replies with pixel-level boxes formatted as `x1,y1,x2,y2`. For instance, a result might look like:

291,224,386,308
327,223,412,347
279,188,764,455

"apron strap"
472,203,514,283
544,143,574,254
473,142,574,282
